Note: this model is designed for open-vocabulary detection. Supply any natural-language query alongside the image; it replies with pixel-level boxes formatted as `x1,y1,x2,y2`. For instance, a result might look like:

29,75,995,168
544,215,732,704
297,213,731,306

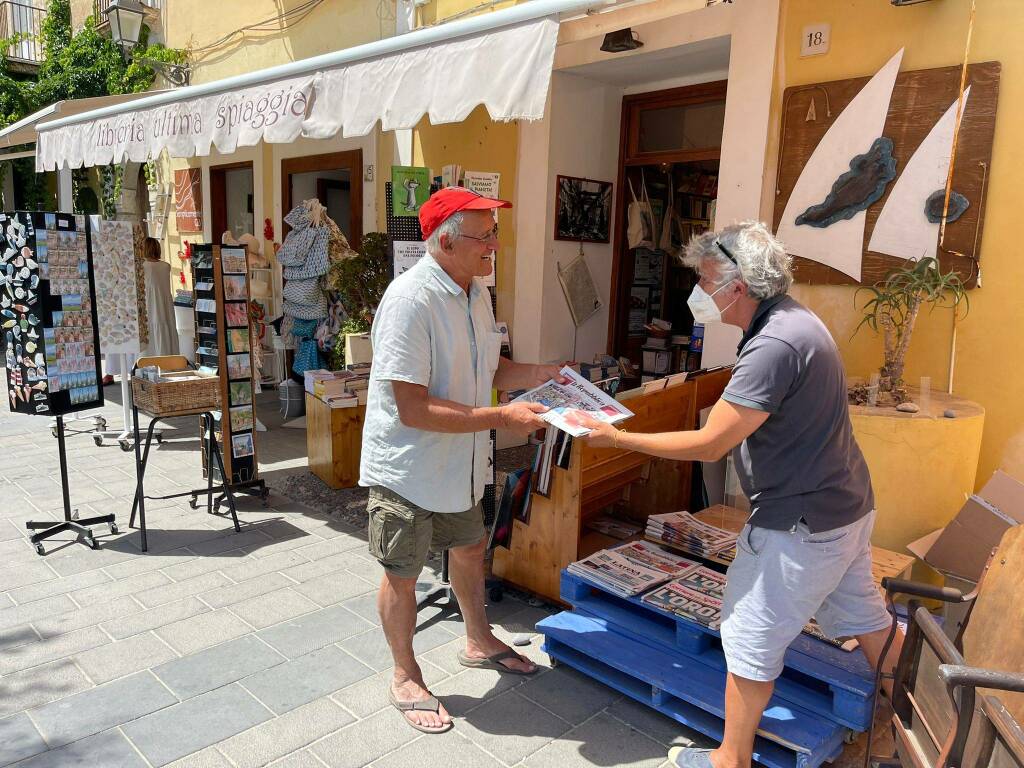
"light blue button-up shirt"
359,253,501,513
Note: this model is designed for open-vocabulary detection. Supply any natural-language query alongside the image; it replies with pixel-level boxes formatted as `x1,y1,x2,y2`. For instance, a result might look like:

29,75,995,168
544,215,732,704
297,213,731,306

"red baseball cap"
419,187,511,240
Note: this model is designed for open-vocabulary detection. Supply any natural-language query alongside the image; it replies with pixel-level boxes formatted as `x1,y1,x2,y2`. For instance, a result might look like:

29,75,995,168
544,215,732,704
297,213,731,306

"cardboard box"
907,470,1024,583
344,333,373,367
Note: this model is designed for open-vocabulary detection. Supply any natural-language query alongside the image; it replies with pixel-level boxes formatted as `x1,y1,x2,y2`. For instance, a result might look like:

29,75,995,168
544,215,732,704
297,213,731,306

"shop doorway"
210,161,255,242
281,150,362,244
608,81,727,382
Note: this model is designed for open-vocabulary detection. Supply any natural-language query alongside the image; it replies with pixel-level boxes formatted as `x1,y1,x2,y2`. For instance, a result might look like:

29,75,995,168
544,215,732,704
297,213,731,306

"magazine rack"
492,367,731,603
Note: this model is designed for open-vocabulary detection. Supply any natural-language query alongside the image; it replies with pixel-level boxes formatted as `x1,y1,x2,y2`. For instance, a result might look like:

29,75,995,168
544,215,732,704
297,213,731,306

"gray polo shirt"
722,295,874,533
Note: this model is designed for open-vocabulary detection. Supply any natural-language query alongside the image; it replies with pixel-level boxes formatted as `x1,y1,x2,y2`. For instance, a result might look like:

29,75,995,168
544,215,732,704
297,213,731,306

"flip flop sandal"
387,688,453,734
457,649,539,675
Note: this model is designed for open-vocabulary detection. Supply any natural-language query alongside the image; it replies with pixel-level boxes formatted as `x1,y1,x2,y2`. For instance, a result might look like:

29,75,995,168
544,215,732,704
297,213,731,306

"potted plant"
324,231,390,368
850,256,968,407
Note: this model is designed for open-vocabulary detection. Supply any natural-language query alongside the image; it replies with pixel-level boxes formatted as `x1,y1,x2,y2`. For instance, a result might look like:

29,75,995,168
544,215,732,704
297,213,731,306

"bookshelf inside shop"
492,367,731,604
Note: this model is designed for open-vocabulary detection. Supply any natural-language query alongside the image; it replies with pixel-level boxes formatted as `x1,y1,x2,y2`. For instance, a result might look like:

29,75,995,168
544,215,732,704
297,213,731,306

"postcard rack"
191,244,268,506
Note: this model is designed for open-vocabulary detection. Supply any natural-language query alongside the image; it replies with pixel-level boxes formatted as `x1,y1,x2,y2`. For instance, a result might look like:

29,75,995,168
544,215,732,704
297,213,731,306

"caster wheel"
119,440,132,452
110,523,119,534
844,731,858,745
188,497,199,509
97,418,107,430
548,657,559,668
90,539,100,550
93,435,104,447
488,587,503,603
51,427,58,438
35,543,44,555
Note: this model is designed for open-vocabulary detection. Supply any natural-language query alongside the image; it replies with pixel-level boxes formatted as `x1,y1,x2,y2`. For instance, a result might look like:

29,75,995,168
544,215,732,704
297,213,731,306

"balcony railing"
94,0,162,20
0,1,46,66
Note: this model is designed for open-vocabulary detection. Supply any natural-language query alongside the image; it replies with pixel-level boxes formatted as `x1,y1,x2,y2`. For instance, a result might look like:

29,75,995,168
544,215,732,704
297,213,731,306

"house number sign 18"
800,23,831,58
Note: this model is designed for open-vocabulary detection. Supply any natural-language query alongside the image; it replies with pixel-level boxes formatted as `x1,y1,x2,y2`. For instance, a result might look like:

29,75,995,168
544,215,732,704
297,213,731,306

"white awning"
0,91,170,151
36,0,608,172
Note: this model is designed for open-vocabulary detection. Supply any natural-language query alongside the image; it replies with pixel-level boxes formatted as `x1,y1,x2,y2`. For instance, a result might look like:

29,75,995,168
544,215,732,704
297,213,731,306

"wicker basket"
131,373,221,417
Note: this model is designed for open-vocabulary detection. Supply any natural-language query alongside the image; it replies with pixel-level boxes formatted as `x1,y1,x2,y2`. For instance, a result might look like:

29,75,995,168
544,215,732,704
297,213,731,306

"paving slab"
71,568,171,607
0,657,94,718
198,572,293,609
330,662,450,720
290,570,376,608
33,595,142,639
0,712,48,767
29,671,178,748
102,596,211,640
372,728,498,768
221,550,309,583
426,667,528,719
241,644,374,714
310,708,419,768
256,603,374,658
154,609,254,655
159,551,249,582
456,688,574,765
8,568,110,606
0,559,56,593
217,697,353,768
123,683,274,767
164,747,234,768
517,665,624,726
0,622,41,652
522,711,669,768
74,631,180,685
9,728,149,768
340,621,458,673
136,572,233,610
0,625,110,675
228,587,320,630
153,634,286,699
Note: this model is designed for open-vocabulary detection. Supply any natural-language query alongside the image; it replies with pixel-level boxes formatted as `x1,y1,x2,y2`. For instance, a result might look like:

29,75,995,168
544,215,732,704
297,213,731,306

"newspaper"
646,511,738,557
512,366,633,437
676,565,727,601
612,541,700,578
641,580,723,629
567,549,670,597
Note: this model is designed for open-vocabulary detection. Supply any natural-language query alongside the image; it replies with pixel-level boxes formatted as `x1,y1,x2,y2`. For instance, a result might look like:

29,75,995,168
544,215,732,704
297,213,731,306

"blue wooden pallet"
560,571,875,731
539,611,847,768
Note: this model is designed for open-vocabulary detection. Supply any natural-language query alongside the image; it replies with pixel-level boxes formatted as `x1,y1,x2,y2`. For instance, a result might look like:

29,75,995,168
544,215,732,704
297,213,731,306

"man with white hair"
361,187,564,735
571,221,901,768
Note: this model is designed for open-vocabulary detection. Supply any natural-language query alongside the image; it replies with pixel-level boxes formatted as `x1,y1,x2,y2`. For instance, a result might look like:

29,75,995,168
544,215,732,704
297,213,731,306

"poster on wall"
89,216,141,354
554,175,613,243
393,240,426,277
1,212,103,416
390,166,431,217
174,168,204,233
463,171,500,198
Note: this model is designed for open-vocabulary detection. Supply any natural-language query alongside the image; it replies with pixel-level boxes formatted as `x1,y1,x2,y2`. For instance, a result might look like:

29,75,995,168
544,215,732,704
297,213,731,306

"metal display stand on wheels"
129,355,240,553
27,415,118,555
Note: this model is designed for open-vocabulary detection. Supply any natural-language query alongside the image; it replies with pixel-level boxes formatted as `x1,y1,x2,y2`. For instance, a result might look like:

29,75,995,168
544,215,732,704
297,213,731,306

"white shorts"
720,510,891,682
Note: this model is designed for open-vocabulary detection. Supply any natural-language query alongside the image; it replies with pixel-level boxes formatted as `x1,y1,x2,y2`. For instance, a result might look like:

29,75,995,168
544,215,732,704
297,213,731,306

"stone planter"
850,391,984,572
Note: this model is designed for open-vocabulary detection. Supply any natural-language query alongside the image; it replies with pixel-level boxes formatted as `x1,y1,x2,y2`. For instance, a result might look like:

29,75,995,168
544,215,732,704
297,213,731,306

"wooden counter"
305,392,365,489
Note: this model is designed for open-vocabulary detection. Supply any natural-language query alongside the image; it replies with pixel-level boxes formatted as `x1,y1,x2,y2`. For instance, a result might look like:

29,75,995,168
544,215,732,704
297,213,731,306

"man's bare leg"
857,625,905,699
378,571,451,729
448,539,535,673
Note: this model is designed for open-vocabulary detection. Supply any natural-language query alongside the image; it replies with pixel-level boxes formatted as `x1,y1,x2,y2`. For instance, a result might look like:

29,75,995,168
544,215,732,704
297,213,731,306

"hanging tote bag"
658,174,680,257
626,173,655,250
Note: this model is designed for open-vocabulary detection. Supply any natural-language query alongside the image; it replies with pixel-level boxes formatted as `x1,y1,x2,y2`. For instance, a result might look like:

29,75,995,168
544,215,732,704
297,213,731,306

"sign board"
800,23,830,58
174,168,203,233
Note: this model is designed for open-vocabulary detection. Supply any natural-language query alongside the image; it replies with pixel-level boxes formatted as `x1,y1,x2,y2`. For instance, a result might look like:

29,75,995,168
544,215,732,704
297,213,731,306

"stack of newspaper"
646,511,738,561
567,541,699,598
642,565,727,629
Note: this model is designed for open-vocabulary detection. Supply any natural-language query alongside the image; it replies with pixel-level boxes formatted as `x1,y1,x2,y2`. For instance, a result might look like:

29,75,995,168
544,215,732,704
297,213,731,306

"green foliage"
330,316,371,370
325,232,391,325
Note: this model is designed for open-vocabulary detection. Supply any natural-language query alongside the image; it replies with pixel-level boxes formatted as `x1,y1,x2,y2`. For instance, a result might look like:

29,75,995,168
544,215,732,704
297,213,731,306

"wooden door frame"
209,160,253,244
607,81,727,358
281,149,363,244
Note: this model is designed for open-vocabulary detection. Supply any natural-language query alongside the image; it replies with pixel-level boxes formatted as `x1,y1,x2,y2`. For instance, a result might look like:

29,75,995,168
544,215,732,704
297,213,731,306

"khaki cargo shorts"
367,486,485,579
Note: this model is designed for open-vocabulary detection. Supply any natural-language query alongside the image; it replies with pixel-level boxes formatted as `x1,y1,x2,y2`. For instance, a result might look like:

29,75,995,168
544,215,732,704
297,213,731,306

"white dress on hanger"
143,259,178,356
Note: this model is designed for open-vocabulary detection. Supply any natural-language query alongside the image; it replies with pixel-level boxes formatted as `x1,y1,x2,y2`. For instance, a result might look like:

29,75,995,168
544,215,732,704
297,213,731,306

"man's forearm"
616,428,727,463
493,358,541,392
401,395,507,434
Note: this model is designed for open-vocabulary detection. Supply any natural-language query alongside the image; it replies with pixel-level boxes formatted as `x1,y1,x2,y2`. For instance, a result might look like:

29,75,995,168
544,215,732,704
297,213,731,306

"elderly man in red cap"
360,187,564,734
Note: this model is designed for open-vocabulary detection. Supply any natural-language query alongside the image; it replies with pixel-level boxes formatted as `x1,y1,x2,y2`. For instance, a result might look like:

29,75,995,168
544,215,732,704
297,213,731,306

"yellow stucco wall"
769,0,1024,489
162,0,383,84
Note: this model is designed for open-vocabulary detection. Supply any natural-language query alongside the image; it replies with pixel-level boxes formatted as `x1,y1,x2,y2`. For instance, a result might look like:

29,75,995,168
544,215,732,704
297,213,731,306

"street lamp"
105,0,145,53
104,0,191,87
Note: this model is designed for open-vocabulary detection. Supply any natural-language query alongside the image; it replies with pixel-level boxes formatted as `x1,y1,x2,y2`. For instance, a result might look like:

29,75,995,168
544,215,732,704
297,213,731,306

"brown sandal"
387,687,453,734
457,648,538,675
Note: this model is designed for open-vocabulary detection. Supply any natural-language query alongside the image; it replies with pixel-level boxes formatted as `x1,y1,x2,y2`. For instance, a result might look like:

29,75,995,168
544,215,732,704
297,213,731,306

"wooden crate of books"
306,393,366,489
492,368,731,603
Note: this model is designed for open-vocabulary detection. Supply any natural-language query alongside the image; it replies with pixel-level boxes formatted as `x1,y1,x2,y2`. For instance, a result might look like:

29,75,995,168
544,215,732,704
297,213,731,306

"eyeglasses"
715,238,738,266
459,225,499,243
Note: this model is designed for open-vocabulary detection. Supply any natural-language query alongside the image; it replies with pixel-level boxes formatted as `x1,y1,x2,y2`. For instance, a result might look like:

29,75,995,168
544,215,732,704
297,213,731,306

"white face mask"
687,281,736,324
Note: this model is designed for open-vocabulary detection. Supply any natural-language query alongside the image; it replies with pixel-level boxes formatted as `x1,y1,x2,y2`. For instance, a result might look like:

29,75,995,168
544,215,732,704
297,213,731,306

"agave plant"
854,257,968,405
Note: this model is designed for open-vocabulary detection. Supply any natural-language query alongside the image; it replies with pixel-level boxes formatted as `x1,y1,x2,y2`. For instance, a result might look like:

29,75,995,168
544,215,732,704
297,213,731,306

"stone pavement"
0,380,883,768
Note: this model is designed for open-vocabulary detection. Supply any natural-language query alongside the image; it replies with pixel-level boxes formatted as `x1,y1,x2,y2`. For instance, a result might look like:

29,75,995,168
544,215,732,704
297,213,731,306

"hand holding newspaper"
511,366,633,437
